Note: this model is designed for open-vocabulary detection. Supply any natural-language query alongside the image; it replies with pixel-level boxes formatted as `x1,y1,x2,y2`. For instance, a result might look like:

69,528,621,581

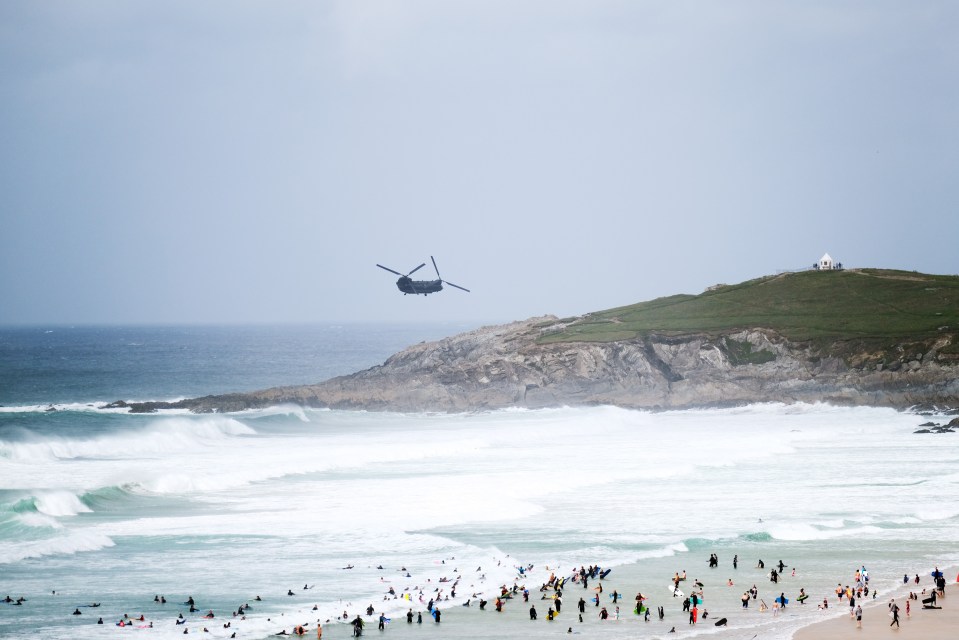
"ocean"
1,324,957,640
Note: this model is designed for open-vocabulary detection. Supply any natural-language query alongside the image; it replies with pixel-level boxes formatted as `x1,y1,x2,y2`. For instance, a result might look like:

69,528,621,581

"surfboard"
775,596,789,605
600,569,612,579
667,584,684,598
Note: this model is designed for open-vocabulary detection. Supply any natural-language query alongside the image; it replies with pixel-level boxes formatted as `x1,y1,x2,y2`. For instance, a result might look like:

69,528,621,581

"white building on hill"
814,252,842,270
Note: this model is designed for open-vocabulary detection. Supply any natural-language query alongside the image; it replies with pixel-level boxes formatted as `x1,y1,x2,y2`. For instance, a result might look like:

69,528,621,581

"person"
758,559,765,569
73,608,82,615
416,612,422,624
578,597,586,613
733,555,738,569
316,623,322,639
547,608,554,621
742,592,750,608
352,615,364,637
855,605,862,628
406,610,413,624
890,600,900,627
530,605,537,620
599,606,608,620
433,608,441,623
378,614,386,631
906,599,911,617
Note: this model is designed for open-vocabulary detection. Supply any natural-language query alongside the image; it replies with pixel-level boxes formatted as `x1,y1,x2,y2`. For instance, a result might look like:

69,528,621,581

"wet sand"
792,582,956,640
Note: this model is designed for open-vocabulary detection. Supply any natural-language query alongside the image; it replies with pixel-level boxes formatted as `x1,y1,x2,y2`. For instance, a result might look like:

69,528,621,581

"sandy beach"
793,582,956,640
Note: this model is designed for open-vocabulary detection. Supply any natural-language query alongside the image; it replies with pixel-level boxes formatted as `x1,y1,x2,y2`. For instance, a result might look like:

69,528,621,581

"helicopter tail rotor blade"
444,281,470,293
377,264,404,276
407,263,427,277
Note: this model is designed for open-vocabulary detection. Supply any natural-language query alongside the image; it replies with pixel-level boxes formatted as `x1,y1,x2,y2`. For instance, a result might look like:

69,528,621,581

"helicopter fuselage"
396,277,443,295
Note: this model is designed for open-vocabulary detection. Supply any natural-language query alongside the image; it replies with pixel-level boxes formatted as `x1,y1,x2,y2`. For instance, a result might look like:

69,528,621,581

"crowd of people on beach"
4,554,954,637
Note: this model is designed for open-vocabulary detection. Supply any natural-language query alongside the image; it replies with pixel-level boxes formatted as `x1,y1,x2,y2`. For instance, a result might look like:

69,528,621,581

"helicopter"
376,256,470,295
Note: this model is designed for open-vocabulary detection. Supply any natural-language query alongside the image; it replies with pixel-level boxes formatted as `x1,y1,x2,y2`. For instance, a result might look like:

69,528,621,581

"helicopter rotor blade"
376,264,404,276
406,263,427,277
444,281,470,293
431,255,441,280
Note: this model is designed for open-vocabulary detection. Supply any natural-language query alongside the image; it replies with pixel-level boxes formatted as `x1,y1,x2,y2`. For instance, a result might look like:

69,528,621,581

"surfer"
351,615,364,636
530,605,537,620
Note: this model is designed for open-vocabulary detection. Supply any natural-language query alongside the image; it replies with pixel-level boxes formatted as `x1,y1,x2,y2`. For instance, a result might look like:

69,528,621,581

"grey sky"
2,1,957,326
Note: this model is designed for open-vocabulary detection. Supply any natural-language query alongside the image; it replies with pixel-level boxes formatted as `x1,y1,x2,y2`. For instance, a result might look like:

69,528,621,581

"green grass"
540,269,959,352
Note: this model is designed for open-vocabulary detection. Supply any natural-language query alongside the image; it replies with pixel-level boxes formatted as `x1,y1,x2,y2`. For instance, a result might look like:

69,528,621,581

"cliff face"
135,316,959,414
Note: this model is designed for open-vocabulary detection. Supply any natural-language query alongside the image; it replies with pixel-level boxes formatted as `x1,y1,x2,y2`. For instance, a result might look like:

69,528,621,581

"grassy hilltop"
541,269,959,362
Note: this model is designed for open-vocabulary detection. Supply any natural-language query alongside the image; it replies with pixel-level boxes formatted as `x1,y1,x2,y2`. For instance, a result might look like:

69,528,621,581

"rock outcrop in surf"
113,315,959,414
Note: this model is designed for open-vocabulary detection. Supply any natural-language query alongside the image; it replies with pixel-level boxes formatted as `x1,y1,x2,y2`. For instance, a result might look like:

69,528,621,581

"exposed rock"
116,316,959,415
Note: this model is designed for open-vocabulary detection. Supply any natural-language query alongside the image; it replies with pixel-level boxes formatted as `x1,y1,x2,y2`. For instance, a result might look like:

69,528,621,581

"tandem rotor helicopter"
376,256,470,295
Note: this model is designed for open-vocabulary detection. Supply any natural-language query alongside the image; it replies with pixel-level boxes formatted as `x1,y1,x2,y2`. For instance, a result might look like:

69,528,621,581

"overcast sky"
1,1,956,326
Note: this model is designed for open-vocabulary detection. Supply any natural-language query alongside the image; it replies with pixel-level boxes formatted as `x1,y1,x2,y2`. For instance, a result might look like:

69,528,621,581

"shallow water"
2,403,957,640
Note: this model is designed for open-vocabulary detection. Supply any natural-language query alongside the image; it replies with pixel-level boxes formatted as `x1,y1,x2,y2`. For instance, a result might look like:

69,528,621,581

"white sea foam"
1,403,950,640
0,401,189,414
15,512,64,529
0,415,255,463
34,491,92,516
0,530,114,564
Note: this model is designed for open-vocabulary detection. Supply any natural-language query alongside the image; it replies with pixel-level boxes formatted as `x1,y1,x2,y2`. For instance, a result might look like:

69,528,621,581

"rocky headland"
108,269,959,415
109,315,959,415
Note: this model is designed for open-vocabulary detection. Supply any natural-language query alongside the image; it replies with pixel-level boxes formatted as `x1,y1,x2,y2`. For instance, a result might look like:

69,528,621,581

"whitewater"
1,325,957,640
